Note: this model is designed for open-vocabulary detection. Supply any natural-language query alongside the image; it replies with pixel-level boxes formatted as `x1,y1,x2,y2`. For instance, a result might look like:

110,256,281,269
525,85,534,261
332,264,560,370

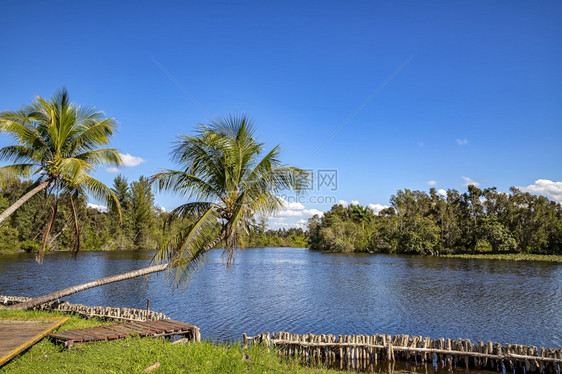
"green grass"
0,310,335,373
442,253,562,263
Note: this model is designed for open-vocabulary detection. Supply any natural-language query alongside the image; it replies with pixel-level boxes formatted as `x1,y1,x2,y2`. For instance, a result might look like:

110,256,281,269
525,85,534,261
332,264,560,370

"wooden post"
444,338,450,368
146,299,150,321
387,341,394,362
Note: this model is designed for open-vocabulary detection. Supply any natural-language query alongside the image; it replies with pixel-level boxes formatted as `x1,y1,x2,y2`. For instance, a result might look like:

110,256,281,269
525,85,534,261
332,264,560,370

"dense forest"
0,177,307,255
0,177,165,254
2,179,562,256
308,186,562,255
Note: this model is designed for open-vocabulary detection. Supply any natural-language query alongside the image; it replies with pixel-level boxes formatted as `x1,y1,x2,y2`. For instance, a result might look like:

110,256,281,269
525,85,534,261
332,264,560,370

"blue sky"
1,1,561,228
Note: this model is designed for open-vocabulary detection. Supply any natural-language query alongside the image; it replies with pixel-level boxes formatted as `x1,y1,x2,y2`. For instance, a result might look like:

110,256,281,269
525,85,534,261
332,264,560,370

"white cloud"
269,198,325,228
119,153,145,167
303,208,324,217
338,200,349,207
87,203,108,213
437,189,447,197
106,167,120,174
350,200,360,206
296,219,307,228
461,176,480,187
267,217,295,229
275,209,303,217
283,200,305,211
367,203,389,214
519,179,562,203
456,138,468,145
427,180,438,186
274,198,323,218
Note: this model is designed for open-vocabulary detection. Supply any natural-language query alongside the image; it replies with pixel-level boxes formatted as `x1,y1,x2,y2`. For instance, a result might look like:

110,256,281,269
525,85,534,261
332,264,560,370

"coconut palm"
0,88,121,259
8,115,309,310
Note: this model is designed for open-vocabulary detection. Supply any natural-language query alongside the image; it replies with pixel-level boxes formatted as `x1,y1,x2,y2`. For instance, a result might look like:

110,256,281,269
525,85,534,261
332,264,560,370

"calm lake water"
1,248,561,348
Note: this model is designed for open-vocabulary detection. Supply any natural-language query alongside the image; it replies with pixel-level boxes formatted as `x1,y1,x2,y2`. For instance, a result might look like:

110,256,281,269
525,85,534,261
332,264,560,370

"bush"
20,240,40,253
0,226,20,254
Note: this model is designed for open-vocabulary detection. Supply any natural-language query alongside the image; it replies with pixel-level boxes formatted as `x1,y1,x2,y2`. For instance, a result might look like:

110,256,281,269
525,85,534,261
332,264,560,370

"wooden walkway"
49,319,201,348
0,318,68,367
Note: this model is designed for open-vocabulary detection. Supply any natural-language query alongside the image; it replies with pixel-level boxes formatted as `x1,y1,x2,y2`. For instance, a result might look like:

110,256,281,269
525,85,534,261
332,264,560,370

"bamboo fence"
243,332,562,373
1,295,167,322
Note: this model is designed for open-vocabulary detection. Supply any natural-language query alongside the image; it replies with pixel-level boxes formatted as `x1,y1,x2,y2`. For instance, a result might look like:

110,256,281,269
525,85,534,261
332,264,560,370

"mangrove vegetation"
308,186,562,255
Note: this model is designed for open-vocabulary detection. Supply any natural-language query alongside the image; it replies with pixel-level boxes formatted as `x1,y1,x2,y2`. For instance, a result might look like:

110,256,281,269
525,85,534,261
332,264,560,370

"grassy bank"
0,310,333,373
441,253,562,263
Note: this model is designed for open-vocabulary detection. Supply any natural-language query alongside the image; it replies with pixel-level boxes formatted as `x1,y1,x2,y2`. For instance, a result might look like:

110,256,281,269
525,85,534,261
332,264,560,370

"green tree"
0,225,20,254
0,88,121,259
476,216,516,253
130,176,156,248
107,175,132,249
10,115,309,310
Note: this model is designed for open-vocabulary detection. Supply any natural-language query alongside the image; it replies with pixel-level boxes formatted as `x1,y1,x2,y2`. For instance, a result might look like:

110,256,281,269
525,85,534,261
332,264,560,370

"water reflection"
0,248,560,348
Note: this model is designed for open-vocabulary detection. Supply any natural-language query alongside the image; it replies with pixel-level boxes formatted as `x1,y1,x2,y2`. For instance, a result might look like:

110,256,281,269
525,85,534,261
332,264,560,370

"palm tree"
8,115,309,310
0,88,121,259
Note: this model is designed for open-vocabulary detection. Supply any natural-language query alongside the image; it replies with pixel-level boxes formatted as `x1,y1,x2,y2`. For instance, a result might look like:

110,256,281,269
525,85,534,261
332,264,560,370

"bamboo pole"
243,332,562,371
247,338,562,362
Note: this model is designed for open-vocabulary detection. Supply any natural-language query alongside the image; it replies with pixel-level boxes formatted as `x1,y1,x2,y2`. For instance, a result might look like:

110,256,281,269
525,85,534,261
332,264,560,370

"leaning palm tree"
0,88,121,259
8,115,309,310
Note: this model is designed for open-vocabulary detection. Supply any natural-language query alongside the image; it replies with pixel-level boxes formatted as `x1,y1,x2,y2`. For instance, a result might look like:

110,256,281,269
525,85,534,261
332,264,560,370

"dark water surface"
1,248,560,347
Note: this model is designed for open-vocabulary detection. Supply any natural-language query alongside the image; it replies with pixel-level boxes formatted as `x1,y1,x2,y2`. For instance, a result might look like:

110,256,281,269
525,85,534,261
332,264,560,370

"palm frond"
80,175,121,219
0,163,38,183
69,117,118,153
74,148,121,166
0,145,39,164
151,169,219,201
152,205,221,287
164,201,215,227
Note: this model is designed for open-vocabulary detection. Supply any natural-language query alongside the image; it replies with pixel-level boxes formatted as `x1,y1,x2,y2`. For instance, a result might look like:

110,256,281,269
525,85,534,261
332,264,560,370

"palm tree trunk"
9,231,227,310
8,263,169,310
0,180,50,224
37,198,58,263
69,195,81,255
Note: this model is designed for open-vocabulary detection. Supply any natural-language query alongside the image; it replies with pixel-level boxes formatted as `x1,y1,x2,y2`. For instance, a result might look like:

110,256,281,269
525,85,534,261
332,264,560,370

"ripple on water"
0,248,560,347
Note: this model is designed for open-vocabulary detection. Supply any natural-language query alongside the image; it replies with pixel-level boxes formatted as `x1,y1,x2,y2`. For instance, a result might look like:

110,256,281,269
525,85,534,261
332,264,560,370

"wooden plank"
48,319,197,347
149,320,181,332
50,331,87,342
72,328,108,340
126,322,157,335
157,320,194,330
129,322,161,334
84,326,120,340
53,326,112,342
100,324,132,338
0,318,68,367
149,320,179,333
136,320,171,332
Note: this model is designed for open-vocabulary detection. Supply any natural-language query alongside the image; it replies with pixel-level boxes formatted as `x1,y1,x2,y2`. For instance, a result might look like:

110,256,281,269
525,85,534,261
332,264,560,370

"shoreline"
0,309,334,373
1,308,561,373
440,253,562,263
2,247,562,263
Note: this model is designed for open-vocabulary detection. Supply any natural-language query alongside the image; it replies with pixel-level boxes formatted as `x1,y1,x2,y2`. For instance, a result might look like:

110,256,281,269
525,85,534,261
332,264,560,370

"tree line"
308,185,562,255
0,176,309,255
247,224,308,248
0,176,163,254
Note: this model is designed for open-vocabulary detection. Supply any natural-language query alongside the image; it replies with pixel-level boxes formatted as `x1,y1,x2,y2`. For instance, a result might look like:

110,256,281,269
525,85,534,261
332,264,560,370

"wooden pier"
49,319,201,349
0,318,68,367
243,332,562,373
